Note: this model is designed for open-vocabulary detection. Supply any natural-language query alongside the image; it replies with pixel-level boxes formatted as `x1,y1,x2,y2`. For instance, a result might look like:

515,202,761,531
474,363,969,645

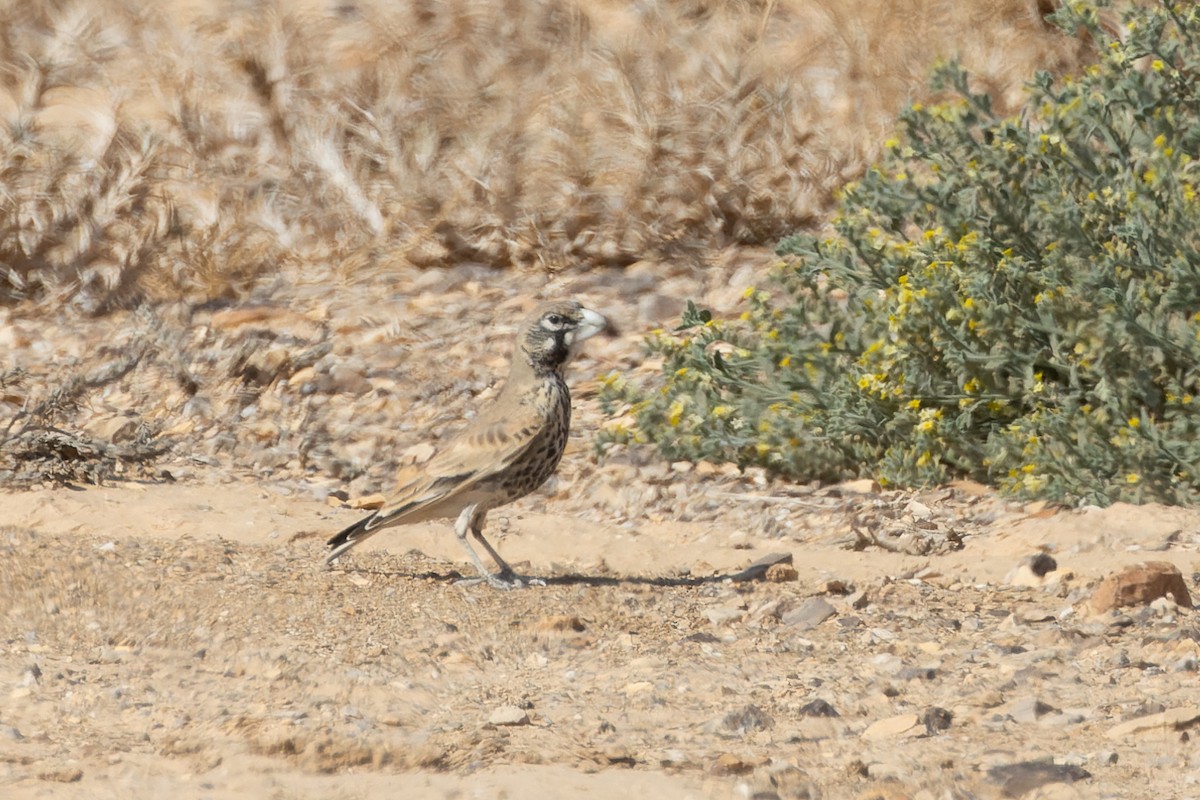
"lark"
326,300,607,588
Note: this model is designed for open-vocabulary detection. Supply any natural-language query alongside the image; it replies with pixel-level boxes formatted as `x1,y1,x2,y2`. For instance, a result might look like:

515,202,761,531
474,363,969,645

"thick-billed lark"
326,300,607,589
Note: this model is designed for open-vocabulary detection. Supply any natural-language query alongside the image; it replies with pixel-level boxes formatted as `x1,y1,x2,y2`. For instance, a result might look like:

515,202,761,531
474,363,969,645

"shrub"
600,1,1200,507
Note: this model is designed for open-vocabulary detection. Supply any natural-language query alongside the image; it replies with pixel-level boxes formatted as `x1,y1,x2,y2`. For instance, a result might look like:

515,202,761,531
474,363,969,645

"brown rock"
349,493,387,510
1089,561,1192,613
710,752,754,776
765,563,799,583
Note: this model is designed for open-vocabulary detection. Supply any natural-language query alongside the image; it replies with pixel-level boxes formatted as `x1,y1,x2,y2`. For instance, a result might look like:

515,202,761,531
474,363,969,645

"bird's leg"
453,506,517,590
471,513,546,589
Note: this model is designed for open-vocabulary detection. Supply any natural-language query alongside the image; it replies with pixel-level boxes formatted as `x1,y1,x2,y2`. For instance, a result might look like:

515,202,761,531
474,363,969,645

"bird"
325,299,608,589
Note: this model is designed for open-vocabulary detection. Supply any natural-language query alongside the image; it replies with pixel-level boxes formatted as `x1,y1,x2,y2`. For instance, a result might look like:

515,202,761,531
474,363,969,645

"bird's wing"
370,398,546,526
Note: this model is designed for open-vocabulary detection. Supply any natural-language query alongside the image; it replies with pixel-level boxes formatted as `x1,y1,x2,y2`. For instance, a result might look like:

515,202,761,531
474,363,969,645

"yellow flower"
711,405,733,419
1127,416,1140,428
667,399,687,427
916,451,931,466
907,399,921,410
779,355,792,368
1126,472,1141,484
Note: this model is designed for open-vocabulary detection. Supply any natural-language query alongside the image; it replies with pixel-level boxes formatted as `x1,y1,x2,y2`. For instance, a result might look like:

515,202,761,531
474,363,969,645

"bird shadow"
335,563,763,588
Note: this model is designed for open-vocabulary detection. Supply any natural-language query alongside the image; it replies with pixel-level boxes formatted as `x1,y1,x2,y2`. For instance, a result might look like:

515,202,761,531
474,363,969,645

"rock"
922,707,953,734
986,761,1090,797
839,478,882,494
798,699,839,718
721,704,774,734
349,493,387,510
1106,707,1200,739
1009,697,1060,724
765,563,799,582
781,598,837,630
730,552,794,582
37,767,83,783
862,713,919,740
487,705,529,726
1089,561,1192,613
710,751,754,775
705,606,745,626
1007,553,1060,587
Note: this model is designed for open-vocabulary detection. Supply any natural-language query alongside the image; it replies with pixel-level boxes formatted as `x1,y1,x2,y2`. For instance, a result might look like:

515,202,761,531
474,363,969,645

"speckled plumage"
326,300,607,589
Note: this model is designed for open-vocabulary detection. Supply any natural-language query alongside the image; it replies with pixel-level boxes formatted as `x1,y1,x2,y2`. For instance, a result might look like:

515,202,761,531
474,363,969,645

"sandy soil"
3,452,1199,799
3,253,1200,800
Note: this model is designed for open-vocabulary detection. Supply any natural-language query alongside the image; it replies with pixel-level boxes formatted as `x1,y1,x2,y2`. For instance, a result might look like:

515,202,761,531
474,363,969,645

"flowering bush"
600,1,1200,506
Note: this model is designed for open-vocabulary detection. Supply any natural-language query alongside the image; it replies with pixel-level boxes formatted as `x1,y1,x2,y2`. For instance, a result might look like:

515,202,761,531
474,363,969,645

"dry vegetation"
0,0,1084,313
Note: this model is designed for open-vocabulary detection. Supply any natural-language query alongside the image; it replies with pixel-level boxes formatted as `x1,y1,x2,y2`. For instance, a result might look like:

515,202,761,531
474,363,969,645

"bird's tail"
325,513,380,564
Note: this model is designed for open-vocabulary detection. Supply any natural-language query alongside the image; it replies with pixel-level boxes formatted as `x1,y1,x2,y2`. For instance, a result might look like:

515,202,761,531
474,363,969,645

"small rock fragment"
1106,707,1200,739
765,563,799,583
710,752,754,775
38,768,83,783
862,713,920,740
721,704,775,734
1089,561,1192,613
349,493,387,510
798,699,839,718
1010,697,1061,724
730,552,794,582
986,761,1090,797
781,598,837,631
922,707,953,734
487,705,529,727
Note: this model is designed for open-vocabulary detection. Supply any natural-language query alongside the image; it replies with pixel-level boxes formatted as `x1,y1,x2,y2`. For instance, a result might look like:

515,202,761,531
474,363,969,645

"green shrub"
600,0,1200,506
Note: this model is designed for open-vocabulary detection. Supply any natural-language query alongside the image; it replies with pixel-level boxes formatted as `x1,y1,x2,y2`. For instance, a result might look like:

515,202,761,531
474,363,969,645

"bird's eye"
546,314,564,326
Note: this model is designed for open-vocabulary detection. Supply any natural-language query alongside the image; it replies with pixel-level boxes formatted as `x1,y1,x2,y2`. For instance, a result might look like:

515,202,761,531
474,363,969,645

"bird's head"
518,300,607,374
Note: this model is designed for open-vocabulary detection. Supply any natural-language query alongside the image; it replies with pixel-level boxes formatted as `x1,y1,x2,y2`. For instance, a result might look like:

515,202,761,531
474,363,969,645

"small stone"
1010,697,1060,724
839,478,882,493
705,606,745,626
1106,707,1200,739
38,767,83,783
730,552,794,582
765,563,799,583
986,761,1090,796
487,705,529,727
781,598,837,631
922,707,953,734
904,499,932,520
710,752,753,775
721,704,774,734
1089,561,1192,613
798,699,839,718
349,493,387,510
862,713,920,740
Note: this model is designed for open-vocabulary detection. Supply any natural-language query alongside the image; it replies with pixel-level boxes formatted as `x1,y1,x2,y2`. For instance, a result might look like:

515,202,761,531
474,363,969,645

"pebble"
986,761,1090,796
487,705,529,727
861,713,919,740
1106,707,1200,739
1010,697,1060,724
721,704,774,734
1089,561,1193,613
781,598,837,630
798,699,839,718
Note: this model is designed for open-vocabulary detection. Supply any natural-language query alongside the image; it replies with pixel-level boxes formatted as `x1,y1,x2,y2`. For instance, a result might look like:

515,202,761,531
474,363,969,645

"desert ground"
3,258,1200,800
3,0,1199,798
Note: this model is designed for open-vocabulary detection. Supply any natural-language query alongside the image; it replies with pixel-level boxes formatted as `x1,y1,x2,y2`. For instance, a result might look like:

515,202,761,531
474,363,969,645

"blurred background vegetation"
0,0,1082,312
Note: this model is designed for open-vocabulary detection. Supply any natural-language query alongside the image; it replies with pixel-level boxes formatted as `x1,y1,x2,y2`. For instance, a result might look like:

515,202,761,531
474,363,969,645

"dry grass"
0,0,1087,311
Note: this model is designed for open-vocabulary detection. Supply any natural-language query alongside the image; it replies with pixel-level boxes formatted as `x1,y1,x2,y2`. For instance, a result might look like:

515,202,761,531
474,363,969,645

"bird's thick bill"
573,309,609,343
